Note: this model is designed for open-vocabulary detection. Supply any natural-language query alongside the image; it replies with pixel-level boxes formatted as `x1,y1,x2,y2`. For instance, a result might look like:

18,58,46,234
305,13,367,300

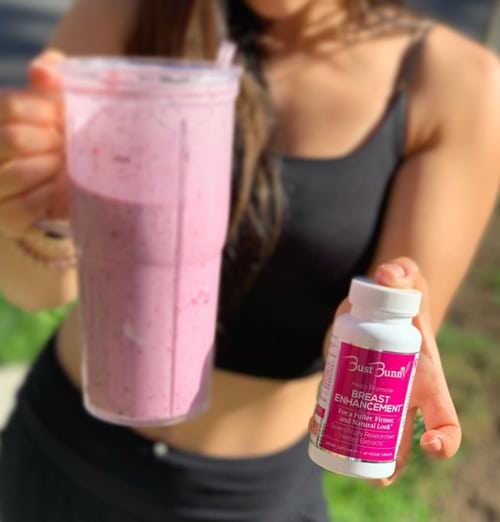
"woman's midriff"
56,305,322,458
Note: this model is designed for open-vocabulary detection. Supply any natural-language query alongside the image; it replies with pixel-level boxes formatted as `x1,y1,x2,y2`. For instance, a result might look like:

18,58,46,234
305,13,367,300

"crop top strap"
394,20,434,95
393,20,433,154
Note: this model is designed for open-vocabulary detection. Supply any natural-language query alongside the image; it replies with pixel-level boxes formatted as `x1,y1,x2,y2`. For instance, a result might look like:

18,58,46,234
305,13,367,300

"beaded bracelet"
10,232,77,271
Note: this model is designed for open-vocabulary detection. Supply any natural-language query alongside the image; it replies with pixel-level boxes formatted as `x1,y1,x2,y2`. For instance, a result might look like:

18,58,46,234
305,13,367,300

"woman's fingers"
0,51,66,236
0,90,61,126
372,257,461,468
0,180,58,237
374,257,421,291
412,315,461,459
28,49,64,91
0,154,62,201
0,124,63,163
373,406,419,487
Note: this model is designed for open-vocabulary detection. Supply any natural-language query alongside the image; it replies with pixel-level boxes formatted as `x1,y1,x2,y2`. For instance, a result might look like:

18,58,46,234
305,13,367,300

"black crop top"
215,33,428,380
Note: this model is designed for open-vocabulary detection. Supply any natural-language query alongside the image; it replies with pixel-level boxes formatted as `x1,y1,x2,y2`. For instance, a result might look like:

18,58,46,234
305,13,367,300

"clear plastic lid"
59,58,242,93
349,277,422,317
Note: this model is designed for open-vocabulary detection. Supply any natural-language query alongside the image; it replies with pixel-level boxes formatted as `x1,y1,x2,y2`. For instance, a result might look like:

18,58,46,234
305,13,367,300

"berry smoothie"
62,59,240,425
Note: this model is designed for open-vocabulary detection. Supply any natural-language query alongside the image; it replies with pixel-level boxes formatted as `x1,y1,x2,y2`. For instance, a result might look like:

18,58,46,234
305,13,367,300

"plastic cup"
60,57,241,426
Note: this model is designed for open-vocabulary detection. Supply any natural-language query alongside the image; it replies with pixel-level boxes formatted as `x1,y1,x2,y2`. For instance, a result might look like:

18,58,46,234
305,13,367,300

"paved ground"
0,366,28,431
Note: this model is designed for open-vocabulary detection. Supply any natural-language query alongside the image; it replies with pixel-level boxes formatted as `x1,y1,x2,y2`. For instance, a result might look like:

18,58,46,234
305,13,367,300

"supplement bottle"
308,277,422,479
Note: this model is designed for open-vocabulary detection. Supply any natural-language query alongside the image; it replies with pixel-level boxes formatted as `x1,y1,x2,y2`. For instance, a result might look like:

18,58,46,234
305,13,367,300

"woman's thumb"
28,49,65,90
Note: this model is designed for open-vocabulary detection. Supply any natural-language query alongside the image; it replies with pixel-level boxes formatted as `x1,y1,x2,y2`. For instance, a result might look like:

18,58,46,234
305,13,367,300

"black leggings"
0,341,331,522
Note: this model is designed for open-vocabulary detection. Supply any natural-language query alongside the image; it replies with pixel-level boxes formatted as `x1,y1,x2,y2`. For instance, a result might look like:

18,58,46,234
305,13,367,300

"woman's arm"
366,26,500,481
0,0,139,310
369,25,500,330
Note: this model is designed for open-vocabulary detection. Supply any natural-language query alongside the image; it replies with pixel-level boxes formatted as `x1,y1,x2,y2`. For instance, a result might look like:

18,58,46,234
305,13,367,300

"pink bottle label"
318,341,418,462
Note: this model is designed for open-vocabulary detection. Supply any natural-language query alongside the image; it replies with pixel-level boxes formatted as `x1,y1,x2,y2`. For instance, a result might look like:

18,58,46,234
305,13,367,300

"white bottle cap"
348,277,422,316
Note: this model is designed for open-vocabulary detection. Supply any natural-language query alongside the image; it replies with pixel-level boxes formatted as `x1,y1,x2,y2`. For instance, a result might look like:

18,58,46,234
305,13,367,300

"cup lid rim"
59,57,242,85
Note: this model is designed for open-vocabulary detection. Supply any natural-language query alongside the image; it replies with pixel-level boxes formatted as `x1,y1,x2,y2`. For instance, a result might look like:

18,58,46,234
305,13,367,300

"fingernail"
32,50,64,66
378,263,406,279
31,59,56,72
422,437,443,453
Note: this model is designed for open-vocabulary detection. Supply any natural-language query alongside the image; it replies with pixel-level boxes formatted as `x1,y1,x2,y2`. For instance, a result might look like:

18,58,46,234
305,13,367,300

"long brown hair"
126,1,279,313
125,0,410,312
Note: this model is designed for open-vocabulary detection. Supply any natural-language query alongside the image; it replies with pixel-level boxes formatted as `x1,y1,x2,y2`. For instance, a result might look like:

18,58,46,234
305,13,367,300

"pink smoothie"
63,59,240,425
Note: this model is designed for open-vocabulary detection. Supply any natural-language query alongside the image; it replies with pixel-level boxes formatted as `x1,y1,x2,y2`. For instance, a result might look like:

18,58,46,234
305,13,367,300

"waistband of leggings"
16,337,321,520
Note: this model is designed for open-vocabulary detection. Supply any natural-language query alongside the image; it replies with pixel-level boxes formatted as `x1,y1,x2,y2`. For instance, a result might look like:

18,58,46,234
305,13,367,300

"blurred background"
0,0,71,86
0,1,499,521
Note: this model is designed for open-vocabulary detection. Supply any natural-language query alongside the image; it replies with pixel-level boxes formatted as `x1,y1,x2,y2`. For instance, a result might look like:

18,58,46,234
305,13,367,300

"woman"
0,1,498,521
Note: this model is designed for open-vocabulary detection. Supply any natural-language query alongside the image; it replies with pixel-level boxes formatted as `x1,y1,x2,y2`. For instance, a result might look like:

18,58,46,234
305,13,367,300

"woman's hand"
314,257,461,485
0,50,66,238
372,257,461,485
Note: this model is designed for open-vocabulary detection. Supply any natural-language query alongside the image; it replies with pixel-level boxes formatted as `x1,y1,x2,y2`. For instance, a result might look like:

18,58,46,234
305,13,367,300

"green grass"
473,265,500,291
471,265,500,307
0,293,71,364
434,323,499,448
324,471,434,522
437,322,497,357
322,413,447,522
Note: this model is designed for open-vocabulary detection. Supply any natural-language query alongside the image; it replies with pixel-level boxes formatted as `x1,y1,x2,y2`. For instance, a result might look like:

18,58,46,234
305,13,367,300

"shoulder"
424,24,500,99
408,23,500,150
